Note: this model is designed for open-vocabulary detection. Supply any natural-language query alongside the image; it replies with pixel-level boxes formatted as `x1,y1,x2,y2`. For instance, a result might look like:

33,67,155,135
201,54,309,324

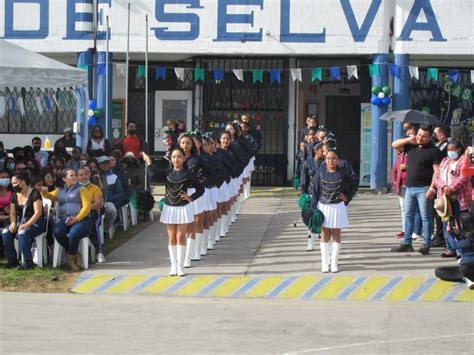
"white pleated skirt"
203,188,217,212
209,187,219,210
231,178,239,197
244,159,254,177
188,188,207,215
317,201,349,229
217,182,230,203
160,203,195,224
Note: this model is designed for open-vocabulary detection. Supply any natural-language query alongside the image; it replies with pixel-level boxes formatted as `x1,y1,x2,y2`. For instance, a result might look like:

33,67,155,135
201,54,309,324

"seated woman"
41,168,92,271
0,170,12,229
2,172,46,269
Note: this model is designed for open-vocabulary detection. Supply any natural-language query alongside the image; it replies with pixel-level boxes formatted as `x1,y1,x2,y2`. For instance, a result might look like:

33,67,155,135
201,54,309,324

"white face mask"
79,181,90,186
447,151,459,160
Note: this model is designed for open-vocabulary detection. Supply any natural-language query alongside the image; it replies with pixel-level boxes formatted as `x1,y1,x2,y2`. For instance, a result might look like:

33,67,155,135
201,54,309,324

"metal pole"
105,15,109,140
125,2,130,126
145,14,149,145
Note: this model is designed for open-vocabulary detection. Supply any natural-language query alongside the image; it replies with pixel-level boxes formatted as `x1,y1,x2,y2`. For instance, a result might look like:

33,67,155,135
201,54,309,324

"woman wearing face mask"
87,125,111,158
2,172,46,269
0,170,12,228
4,157,16,174
41,169,92,271
434,140,472,258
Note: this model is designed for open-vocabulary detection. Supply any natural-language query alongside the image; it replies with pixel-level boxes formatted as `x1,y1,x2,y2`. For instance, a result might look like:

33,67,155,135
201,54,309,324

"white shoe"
177,245,186,277
320,243,330,273
330,242,341,273
168,245,177,276
411,233,420,240
97,252,106,263
306,236,314,251
464,278,474,290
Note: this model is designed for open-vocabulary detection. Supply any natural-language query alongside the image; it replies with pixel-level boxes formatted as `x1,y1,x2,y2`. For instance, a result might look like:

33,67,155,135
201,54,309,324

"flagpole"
105,14,110,140
145,14,149,146
125,2,130,126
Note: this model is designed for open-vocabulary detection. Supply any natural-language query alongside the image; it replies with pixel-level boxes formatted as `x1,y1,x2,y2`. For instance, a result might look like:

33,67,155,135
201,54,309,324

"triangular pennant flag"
194,68,205,82
311,68,322,81
116,63,127,77
390,64,400,78
369,64,379,77
290,69,302,82
330,67,341,81
155,67,166,80
0,97,5,119
78,64,88,71
233,69,244,82
44,95,52,112
448,69,459,82
253,69,263,83
471,70,474,84
18,97,25,117
137,65,146,79
35,97,44,114
174,68,185,81
52,93,61,111
26,96,35,111
213,69,224,82
427,68,438,81
97,63,106,76
58,91,68,110
347,65,358,79
270,69,281,83
11,97,15,113
409,66,419,80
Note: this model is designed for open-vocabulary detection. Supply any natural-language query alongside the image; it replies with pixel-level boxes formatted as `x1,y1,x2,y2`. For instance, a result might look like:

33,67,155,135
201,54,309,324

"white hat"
63,127,73,133
97,156,110,164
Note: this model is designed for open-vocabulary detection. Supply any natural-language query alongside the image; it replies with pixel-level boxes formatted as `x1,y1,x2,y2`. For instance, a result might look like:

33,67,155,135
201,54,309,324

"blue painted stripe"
232,277,263,297
371,276,403,301
407,277,437,301
337,276,367,300
196,277,228,296
300,276,332,300
266,276,298,298
75,273,93,286
443,283,466,302
130,276,161,294
163,276,194,294
92,275,127,294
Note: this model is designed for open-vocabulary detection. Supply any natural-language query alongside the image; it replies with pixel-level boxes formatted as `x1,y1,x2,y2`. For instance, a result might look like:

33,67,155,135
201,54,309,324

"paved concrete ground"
1,292,473,354
87,188,457,277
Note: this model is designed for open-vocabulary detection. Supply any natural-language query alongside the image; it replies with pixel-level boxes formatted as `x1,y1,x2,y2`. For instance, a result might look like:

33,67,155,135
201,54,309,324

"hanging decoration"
270,69,281,84
155,67,166,80
137,65,146,79
194,68,205,82
427,68,438,81
174,68,185,81
35,97,44,114
409,66,419,80
390,64,400,78
44,95,52,112
370,85,392,106
253,69,263,83
347,65,358,79
448,69,459,82
369,64,380,77
116,63,127,77
213,69,224,83
329,67,341,81
311,68,322,82
11,97,15,113
97,63,106,77
78,64,88,71
233,69,244,82
0,96,5,119
290,69,302,82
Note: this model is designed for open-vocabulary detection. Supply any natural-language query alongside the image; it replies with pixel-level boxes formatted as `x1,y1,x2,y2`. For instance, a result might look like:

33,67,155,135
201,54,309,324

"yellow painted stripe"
455,289,474,302
279,276,321,299
348,276,392,301
384,277,426,301
420,280,456,301
104,275,149,294
313,276,356,300
143,276,181,294
175,276,217,296
72,275,115,294
209,276,254,298
245,276,286,298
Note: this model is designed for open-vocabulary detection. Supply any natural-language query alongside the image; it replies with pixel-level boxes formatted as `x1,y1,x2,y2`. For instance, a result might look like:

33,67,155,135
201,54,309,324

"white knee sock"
168,245,177,276
177,245,186,276
193,234,202,261
184,238,195,268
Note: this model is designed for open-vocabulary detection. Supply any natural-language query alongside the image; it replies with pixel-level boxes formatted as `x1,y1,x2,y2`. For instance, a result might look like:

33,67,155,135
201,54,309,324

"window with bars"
0,88,76,134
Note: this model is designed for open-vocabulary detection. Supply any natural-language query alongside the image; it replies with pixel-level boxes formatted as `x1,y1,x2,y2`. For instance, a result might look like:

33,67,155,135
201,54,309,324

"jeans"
402,186,433,247
104,202,117,231
435,262,474,283
2,217,47,261
444,199,462,254
53,217,92,255
399,186,422,234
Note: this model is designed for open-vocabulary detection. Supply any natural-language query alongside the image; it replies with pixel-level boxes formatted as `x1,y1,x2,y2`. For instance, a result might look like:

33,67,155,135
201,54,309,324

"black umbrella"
379,109,440,126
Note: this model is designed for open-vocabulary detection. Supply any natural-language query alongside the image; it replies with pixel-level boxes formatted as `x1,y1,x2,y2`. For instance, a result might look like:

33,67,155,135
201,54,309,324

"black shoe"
431,237,445,248
17,260,35,270
391,244,414,252
4,258,19,269
418,246,430,255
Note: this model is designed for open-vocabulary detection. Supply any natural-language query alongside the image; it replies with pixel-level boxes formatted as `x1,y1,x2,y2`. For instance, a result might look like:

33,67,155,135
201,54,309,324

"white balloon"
88,109,95,117
378,92,385,99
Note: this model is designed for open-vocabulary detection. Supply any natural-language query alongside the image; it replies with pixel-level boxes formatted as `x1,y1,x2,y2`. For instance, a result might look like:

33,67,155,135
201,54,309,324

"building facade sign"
1,0,472,54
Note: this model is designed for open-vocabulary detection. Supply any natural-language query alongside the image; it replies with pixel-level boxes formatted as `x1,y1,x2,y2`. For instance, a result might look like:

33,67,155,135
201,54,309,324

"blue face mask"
6,163,15,171
447,151,459,160
0,178,10,187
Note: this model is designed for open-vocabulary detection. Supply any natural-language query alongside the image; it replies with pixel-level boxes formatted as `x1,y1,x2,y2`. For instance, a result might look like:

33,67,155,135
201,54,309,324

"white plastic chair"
130,204,138,226
120,203,130,231
14,198,52,268
53,237,96,270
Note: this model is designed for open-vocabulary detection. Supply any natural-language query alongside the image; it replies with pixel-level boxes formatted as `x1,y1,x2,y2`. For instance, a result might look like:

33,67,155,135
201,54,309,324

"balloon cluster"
371,86,392,106
80,100,103,126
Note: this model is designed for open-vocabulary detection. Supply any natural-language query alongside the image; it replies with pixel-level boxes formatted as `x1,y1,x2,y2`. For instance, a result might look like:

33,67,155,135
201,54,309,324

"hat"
434,194,452,219
122,152,137,160
97,156,110,164
63,127,73,133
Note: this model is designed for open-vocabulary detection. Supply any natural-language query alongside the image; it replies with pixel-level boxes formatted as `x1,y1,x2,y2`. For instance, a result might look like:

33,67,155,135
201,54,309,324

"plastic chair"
53,237,96,270
120,204,130,231
130,204,138,226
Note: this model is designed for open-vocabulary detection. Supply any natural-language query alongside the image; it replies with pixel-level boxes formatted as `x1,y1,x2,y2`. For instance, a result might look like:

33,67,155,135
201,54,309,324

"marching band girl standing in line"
160,147,204,276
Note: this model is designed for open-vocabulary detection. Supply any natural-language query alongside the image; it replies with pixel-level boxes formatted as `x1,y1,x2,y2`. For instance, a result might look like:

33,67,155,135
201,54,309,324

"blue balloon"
382,96,391,106
371,95,382,105
88,116,97,126
88,99,97,110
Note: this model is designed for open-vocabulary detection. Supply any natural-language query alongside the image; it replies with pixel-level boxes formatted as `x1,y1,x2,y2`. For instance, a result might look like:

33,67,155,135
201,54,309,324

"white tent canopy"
0,39,88,90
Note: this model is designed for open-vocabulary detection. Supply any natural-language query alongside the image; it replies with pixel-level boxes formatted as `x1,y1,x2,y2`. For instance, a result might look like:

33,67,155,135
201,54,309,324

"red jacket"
391,153,407,195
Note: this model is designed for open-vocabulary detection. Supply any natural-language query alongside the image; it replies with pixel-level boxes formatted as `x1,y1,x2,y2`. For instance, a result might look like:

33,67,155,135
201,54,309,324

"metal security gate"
194,58,289,186
409,68,472,125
